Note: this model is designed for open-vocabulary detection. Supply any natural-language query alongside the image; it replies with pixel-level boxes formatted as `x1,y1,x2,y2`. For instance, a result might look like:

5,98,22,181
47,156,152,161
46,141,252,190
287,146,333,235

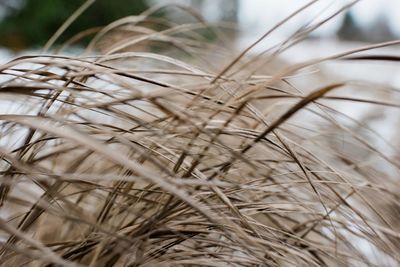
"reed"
0,2,399,266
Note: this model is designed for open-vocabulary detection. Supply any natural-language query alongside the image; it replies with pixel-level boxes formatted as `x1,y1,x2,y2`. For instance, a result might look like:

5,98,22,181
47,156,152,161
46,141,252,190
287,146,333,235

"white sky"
239,0,400,36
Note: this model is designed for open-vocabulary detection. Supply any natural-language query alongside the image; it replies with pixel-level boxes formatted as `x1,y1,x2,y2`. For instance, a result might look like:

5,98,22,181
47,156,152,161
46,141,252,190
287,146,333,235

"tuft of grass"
0,2,400,267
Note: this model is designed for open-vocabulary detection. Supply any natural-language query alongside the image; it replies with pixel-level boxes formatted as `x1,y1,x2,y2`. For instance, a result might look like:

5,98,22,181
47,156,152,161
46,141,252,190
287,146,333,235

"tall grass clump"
1,1,400,266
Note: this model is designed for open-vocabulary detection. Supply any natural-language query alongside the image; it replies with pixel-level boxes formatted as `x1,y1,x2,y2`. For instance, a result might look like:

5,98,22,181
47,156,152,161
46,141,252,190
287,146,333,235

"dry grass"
1,2,400,267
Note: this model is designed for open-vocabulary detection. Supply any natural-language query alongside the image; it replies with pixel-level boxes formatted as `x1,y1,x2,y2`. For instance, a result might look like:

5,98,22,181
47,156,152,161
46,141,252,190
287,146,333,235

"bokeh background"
1,1,399,101
0,0,399,51
1,0,400,93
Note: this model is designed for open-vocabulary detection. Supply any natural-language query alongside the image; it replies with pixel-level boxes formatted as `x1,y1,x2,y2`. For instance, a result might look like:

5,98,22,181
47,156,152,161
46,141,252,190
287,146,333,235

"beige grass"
0,2,400,267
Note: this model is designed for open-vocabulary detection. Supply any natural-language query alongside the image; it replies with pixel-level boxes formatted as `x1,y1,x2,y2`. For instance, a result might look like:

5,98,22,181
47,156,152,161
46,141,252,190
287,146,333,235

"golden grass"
0,2,400,266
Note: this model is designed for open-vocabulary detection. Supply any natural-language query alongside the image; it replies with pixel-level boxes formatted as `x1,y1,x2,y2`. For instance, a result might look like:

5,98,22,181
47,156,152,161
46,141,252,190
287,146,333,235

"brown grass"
0,2,400,266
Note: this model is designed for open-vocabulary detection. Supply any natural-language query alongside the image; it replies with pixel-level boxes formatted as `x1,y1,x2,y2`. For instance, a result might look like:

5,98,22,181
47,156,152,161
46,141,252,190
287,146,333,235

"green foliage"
0,0,148,49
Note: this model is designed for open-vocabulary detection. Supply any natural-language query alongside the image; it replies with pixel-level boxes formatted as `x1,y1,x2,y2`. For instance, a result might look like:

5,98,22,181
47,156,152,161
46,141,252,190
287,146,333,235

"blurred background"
0,0,399,52
2,0,398,85
1,0,400,90
1,0,399,97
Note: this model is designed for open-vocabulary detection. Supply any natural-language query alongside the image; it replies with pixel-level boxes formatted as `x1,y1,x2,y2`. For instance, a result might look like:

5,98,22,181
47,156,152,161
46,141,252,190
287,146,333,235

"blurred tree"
187,0,238,40
337,11,395,43
219,0,239,22
366,16,395,43
0,0,148,50
337,11,363,41
188,0,238,22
